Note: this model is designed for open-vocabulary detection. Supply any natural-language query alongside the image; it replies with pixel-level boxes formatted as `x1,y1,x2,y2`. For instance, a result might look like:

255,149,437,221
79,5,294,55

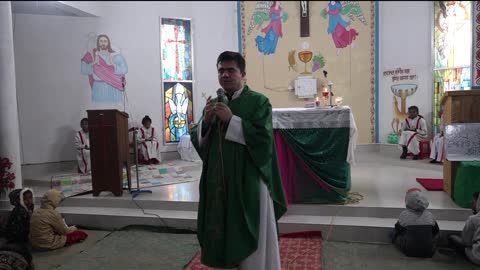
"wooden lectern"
87,110,131,196
442,91,480,196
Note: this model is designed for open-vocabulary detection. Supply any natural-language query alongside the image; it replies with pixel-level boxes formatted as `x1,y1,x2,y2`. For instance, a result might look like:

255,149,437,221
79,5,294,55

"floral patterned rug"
185,231,322,270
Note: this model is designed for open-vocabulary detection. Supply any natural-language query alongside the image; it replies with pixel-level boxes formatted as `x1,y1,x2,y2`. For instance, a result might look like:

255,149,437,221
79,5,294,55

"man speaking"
191,51,287,269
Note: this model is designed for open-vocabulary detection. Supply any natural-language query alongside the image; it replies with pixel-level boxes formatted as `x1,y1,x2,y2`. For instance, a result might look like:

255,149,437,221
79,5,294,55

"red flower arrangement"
1,157,15,194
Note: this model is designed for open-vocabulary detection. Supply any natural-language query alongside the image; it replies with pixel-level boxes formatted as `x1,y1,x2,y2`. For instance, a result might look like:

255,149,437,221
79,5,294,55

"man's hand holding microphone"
204,89,232,126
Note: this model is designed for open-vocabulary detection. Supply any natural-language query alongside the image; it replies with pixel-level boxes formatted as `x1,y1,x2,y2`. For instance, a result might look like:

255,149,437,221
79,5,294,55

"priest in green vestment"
190,51,287,269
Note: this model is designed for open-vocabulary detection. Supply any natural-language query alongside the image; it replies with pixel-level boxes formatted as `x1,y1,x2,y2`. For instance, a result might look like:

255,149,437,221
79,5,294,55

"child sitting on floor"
29,189,88,250
392,188,440,257
5,188,34,244
0,188,35,269
449,192,480,265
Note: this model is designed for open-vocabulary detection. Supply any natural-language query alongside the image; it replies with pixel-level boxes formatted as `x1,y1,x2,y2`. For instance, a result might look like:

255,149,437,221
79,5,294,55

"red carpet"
185,231,322,270
416,178,444,191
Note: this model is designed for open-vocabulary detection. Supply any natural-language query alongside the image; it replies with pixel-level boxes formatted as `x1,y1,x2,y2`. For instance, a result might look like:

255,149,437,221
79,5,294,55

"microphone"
207,88,228,127
216,88,228,105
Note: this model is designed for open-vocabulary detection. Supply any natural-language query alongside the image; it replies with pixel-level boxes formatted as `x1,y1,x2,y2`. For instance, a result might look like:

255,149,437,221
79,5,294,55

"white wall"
14,1,437,163
378,1,434,143
14,1,238,164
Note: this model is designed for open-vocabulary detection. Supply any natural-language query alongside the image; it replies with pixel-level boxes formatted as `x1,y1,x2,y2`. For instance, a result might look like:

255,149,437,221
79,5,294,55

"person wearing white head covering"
392,188,440,257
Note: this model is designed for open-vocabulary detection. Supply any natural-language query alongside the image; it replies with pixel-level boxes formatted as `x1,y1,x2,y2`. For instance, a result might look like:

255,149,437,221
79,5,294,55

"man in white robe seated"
74,118,91,174
137,115,161,165
399,106,428,160
430,112,444,164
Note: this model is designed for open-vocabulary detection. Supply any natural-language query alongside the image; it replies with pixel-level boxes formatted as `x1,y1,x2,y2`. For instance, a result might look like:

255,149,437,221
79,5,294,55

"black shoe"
400,146,407,159
430,159,438,164
413,155,419,160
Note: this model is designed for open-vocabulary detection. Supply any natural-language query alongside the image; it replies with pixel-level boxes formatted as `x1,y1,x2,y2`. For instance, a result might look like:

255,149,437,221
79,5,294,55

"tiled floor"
351,151,455,209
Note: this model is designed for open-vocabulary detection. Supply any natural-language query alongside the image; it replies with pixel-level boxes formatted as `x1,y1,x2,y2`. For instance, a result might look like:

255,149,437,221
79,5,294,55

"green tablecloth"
272,107,357,204
276,128,351,204
454,161,480,208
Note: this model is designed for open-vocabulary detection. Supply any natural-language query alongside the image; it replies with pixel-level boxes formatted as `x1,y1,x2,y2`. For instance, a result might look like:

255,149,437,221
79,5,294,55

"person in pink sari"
324,1,359,56
81,34,128,103
255,1,283,55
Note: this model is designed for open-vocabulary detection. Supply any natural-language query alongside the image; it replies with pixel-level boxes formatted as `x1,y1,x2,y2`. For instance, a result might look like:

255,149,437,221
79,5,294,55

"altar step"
2,193,468,221
8,144,468,244
11,205,464,244
0,197,468,244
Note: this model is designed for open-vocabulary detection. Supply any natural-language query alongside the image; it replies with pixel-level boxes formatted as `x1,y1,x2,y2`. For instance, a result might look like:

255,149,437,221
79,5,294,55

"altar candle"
315,96,320,107
322,88,329,97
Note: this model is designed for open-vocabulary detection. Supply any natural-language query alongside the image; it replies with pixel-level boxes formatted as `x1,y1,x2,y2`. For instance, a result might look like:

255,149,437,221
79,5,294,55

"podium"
441,91,480,196
87,109,131,196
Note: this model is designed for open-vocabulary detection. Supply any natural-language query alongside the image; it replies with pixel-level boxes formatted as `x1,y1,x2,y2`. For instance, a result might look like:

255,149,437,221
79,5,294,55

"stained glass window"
160,18,194,143
161,18,193,81
433,1,472,133
164,82,194,143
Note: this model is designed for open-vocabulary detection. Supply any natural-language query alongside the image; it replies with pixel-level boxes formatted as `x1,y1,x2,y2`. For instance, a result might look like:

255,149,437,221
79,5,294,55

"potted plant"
0,157,15,196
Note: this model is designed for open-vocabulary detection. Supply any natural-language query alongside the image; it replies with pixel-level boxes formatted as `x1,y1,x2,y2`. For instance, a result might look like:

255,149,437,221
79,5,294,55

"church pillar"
0,1,23,189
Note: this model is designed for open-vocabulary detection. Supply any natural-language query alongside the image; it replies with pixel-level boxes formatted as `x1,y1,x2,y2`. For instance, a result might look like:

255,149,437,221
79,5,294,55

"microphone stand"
130,129,152,198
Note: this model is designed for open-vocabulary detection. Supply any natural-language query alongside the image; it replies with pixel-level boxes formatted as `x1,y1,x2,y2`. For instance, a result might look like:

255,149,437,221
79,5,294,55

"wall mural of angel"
247,1,289,56
321,1,367,56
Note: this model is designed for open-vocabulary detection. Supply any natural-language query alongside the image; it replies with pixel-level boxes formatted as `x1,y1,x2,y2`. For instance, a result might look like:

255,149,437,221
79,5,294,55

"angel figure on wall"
255,1,285,56
323,1,363,56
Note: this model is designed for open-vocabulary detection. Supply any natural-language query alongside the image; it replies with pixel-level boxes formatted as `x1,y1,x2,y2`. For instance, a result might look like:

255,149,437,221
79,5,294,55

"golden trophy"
298,51,313,75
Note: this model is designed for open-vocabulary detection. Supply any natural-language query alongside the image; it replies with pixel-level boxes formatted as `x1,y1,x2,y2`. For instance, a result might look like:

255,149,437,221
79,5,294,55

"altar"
273,106,358,204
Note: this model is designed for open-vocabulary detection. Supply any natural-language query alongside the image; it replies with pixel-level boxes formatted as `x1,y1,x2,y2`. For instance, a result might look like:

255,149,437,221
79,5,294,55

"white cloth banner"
445,123,480,161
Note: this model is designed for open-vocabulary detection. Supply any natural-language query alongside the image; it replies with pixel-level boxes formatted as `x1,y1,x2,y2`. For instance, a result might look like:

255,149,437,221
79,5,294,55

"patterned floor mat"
185,231,322,270
51,162,199,197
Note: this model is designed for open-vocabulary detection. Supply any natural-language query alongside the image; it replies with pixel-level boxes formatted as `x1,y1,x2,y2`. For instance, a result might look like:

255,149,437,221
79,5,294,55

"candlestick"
327,82,334,107
335,96,343,106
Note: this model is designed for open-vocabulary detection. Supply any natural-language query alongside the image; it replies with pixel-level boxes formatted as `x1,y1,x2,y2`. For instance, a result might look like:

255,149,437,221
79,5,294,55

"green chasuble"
190,85,287,268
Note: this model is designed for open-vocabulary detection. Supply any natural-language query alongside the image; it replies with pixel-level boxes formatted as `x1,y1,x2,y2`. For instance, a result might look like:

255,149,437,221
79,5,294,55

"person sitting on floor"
30,189,88,250
0,188,35,269
399,106,428,160
430,110,444,164
137,115,161,164
392,188,440,257
448,192,480,265
5,188,34,244
75,118,91,174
